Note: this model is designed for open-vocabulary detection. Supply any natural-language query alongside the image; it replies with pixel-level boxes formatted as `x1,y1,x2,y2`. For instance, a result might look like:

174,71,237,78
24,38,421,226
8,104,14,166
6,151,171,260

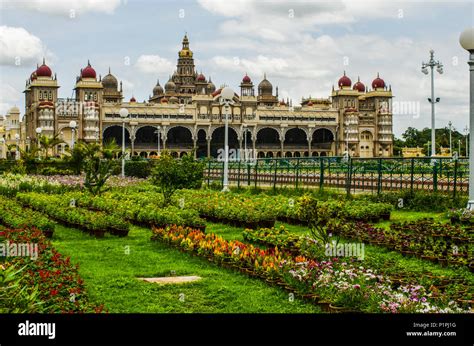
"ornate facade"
23,35,393,158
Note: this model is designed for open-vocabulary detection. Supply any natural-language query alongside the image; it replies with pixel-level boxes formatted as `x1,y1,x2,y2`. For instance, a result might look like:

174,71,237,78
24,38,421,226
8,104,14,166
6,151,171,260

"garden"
0,150,473,314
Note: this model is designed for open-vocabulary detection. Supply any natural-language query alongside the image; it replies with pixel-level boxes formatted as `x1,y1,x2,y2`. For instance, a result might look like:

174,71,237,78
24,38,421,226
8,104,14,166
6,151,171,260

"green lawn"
51,224,320,313
50,208,470,313
209,211,472,285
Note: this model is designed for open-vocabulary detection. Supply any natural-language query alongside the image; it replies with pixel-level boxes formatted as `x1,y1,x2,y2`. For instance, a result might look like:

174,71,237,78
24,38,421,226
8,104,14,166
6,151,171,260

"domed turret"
153,79,164,96
165,77,176,92
338,71,351,88
130,96,136,103
81,60,96,79
242,74,251,83
258,73,273,95
372,73,385,89
179,34,193,58
207,77,216,93
36,58,52,77
353,77,365,92
102,68,118,89
196,73,206,82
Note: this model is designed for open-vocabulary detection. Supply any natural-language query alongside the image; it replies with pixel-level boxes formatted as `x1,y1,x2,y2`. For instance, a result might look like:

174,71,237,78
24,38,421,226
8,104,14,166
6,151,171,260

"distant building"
402,147,424,157
23,35,394,158
0,106,22,159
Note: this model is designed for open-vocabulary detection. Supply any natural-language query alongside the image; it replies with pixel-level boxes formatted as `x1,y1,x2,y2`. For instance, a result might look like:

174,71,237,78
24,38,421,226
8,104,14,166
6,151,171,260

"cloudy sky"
0,0,473,136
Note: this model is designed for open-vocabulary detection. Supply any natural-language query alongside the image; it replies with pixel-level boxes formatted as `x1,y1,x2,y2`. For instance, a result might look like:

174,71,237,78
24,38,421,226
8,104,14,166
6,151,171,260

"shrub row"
0,196,55,238
64,192,205,230
16,193,130,238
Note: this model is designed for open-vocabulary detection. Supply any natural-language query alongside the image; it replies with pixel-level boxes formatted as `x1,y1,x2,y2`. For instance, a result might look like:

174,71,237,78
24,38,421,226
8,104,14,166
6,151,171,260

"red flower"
51,289,59,296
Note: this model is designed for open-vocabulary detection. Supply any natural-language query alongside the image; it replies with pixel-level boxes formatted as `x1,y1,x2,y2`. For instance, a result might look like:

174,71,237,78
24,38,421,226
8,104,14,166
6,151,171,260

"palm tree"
38,134,64,159
101,138,119,160
19,144,41,164
6,144,17,160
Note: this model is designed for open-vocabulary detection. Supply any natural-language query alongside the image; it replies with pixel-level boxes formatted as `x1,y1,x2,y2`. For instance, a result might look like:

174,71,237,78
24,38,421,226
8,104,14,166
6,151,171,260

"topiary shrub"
125,159,152,178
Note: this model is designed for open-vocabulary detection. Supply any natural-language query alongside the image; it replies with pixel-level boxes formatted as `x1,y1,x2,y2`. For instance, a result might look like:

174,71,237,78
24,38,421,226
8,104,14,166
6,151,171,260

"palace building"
21,35,394,158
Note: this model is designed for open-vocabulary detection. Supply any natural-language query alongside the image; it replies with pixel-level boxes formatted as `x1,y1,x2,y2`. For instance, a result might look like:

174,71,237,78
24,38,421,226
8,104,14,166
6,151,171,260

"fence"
204,157,469,197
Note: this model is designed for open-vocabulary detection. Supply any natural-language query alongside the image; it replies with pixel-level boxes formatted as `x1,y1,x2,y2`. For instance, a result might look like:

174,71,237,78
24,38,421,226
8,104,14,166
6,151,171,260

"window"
49,91,52,100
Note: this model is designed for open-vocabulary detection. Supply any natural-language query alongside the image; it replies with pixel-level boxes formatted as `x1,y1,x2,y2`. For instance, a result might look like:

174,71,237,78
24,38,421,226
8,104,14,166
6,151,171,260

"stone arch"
166,126,193,149
196,128,207,158
311,128,334,150
256,127,280,148
284,128,308,147
359,130,373,158
210,126,239,158
135,125,162,150
103,125,130,146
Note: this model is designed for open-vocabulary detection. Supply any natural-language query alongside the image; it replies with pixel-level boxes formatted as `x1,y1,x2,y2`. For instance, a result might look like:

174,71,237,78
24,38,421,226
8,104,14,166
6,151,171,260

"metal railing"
204,156,469,197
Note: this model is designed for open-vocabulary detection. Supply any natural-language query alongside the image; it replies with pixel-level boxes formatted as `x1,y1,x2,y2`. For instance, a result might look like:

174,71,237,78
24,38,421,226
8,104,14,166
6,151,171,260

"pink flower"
353,284,361,289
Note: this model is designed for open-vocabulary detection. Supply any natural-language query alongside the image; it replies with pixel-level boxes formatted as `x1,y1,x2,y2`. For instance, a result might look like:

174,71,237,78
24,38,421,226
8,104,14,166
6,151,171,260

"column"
193,138,197,159
130,135,136,156
207,137,211,158
280,134,284,157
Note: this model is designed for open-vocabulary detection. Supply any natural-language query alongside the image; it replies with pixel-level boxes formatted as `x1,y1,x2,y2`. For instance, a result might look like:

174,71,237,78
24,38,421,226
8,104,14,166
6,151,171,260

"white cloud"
0,84,21,116
211,55,330,80
135,55,174,75
0,26,53,66
1,0,122,16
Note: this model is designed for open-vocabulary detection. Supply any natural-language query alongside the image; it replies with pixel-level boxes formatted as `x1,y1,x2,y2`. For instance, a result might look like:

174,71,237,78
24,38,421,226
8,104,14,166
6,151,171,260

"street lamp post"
220,87,235,192
448,121,453,156
119,108,129,177
155,125,161,156
243,124,248,162
14,133,20,160
459,139,462,157
69,120,77,149
465,126,470,158
460,27,474,209
0,138,5,159
35,127,42,160
421,50,443,157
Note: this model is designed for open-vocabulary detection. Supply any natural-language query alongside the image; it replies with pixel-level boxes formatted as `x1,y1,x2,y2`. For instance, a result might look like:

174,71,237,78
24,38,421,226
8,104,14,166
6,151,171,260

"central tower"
175,34,196,100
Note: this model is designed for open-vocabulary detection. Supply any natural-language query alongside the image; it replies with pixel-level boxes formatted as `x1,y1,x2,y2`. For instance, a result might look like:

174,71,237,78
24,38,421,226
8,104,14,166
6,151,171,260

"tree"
64,141,86,174
81,140,119,195
6,144,17,160
38,134,64,159
150,151,205,206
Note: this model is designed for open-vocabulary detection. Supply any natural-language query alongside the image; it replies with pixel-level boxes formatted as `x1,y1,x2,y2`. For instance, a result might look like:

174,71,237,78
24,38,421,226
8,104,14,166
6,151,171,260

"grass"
209,210,473,285
49,206,471,313
51,224,320,313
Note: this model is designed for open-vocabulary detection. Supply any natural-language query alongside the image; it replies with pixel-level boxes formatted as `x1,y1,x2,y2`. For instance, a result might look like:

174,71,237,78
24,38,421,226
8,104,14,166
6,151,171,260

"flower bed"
243,226,474,307
151,225,466,313
16,193,130,238
0,227,104,313
62,192,205,230
0,173,75,197
0,196,55,238
177,190,278,228
329,219,474,269
281,196,392,224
